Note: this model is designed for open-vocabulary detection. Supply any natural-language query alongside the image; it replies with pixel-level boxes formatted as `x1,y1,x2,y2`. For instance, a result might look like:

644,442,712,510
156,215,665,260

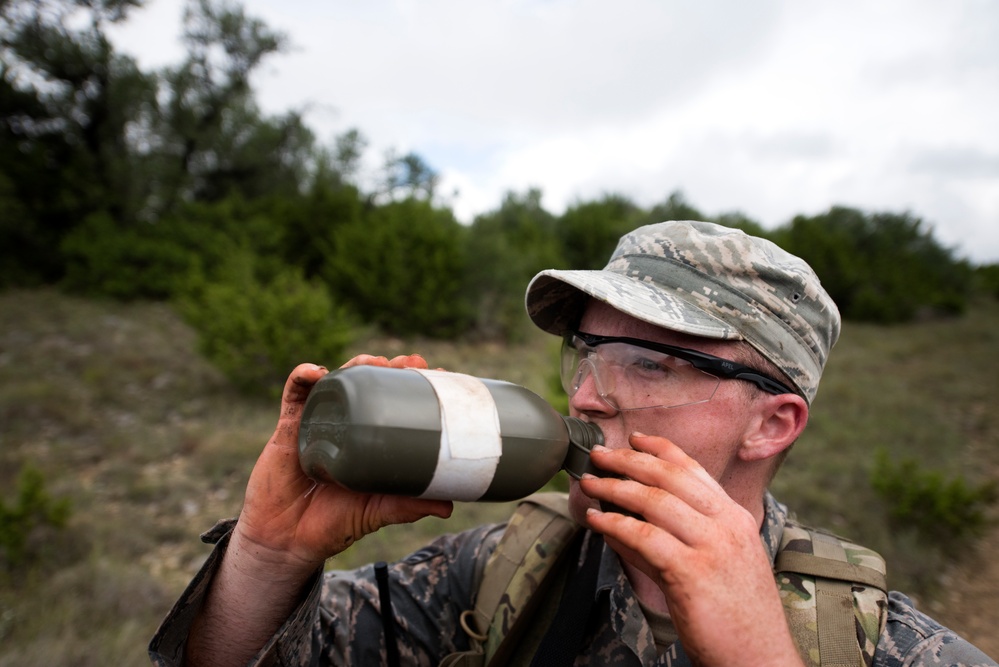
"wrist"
229,520,325,586
185,523,321,667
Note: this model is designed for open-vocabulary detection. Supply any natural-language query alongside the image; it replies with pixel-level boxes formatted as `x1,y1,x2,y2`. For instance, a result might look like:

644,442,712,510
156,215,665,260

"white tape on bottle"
414,369,502,501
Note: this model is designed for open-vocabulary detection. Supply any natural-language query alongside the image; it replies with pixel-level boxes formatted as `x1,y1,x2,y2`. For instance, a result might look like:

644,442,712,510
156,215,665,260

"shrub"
0,465,72,569
464,190,565,341
775,207,972,323
557,194,643,270
975,263,999,299
59,210,241,301
60,213,199,300
324,197,472,339
871,448,997,554
178,250,356,395
58,197,293,302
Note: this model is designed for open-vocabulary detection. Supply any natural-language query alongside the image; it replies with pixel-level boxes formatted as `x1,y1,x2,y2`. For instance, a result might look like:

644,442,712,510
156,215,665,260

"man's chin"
568,482,598,525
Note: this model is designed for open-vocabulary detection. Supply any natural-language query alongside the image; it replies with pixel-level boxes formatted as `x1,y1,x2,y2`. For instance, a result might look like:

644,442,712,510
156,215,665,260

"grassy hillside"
1,289,997,666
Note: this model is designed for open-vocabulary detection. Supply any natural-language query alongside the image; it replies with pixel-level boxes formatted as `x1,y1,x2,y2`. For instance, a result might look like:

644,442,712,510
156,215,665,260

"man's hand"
579,433,805,667
185,355,452,667
234,355,453,576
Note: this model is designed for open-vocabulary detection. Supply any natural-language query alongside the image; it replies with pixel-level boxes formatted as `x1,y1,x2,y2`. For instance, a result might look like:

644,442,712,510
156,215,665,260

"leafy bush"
557,194,643,270
464,189,565,341
0,172,50,288
324,197,473,339
975,263,999,299
58,197,297,302
178,250,356,394
775,207,972,323
267,181,365,280
60,213,202,300
0,465,72,569
59,210,241,300
871,448,997,553
642,190,707,225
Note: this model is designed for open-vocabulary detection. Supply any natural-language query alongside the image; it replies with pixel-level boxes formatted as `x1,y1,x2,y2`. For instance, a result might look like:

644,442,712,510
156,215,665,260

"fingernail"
580,472,598,480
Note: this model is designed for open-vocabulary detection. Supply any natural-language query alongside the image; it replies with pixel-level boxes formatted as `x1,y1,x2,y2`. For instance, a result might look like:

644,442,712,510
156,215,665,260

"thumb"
269,363,329,458
281,363,329,412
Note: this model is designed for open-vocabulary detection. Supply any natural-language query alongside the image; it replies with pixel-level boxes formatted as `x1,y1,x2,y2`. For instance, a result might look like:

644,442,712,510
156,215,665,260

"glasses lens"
561,335,721,410
562,338,619,407
560,336,585,395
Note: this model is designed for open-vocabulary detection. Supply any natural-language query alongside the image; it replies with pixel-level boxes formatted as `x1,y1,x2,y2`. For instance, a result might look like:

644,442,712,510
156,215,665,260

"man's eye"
631,356,668,375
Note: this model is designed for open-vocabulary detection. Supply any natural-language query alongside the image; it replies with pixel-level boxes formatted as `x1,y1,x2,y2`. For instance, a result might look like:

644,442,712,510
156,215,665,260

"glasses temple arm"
730,370,796,396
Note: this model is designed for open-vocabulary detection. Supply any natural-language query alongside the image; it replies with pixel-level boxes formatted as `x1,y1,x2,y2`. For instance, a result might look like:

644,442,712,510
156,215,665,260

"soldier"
150,221,997,666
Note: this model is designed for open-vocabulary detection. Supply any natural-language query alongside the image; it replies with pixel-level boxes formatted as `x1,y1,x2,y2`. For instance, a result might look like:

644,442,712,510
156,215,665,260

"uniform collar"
760,490,789,564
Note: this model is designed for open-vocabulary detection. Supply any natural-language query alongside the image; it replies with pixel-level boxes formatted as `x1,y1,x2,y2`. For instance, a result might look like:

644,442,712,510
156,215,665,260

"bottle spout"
560,416,604,480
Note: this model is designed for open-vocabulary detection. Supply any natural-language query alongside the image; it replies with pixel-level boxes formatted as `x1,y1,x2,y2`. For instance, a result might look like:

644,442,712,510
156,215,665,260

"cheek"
613,410,702,451
625,404,750,475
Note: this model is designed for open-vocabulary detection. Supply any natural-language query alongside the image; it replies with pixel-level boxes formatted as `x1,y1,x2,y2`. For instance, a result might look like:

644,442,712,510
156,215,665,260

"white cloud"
109,0,999,263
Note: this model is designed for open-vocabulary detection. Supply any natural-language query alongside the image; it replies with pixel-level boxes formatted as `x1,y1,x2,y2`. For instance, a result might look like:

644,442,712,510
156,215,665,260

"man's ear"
738,394,809,462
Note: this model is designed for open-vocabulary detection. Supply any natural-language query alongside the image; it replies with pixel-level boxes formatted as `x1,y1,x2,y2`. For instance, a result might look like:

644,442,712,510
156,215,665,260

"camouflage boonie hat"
525,220,841,403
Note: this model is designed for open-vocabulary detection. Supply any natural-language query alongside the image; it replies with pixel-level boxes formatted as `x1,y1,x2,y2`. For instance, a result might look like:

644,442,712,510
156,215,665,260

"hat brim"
525,269,744,341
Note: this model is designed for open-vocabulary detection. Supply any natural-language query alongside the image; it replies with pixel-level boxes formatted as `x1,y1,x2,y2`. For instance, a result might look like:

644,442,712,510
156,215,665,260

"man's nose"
568,358,617,414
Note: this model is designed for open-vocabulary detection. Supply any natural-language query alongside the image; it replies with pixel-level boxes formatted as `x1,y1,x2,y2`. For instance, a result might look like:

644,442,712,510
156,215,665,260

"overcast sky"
109,0,999,264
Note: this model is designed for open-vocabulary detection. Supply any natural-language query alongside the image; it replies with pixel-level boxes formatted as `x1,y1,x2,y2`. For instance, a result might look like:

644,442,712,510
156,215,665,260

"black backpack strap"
528,533,603,666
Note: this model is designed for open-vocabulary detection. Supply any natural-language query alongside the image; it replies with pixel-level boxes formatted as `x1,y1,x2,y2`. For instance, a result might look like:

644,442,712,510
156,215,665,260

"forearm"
184,528,321,667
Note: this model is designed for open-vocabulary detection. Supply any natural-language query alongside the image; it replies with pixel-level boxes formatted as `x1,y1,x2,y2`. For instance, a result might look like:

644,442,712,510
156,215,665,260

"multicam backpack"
443,492,888,667
776,520,889,666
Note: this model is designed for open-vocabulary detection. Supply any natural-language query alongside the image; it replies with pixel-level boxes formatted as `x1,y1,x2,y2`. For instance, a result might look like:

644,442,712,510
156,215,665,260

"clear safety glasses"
560,330,796,411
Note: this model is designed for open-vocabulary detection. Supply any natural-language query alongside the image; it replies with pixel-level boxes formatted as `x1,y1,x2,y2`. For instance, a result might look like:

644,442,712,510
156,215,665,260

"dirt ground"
924,505,999,660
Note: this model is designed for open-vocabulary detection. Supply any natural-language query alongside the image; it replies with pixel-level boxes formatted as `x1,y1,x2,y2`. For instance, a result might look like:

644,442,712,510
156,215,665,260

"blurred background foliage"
3,0,997,393
2,2,999,664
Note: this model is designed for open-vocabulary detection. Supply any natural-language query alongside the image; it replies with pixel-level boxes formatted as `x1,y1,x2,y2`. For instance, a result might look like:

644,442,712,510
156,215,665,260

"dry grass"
0,288,997,665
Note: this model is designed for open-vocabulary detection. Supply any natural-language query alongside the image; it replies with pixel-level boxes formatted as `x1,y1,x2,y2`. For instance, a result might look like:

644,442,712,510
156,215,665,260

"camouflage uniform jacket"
149,493,997,666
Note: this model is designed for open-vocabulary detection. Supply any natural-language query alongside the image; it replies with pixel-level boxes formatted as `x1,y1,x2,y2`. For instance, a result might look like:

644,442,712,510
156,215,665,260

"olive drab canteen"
298,366,605,502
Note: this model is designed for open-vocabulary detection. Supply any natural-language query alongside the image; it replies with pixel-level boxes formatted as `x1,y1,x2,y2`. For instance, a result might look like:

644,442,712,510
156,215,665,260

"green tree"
774,207,972,323
1,0,316,294
974,263,999,299
328,128,368,184
178,248,355,394
872,449,997,554
379,150,440,202
60,212,208,299
464,189,564,340
155,0,310,211
60,193,289,299
557,193,642,269
269,180,366,281
270,128,370,279
642,190,706,224
713,211,769,238
324,197,472,338
0,0,155,286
